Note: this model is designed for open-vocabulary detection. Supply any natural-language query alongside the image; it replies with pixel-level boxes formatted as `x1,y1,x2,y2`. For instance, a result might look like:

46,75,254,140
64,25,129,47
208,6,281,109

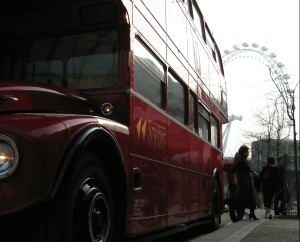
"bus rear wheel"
208,180,221,231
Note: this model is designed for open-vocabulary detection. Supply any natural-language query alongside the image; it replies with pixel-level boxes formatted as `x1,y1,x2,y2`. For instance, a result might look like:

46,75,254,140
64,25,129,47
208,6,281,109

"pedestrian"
274,156,284,215
259,157,280,219
224,145,261,221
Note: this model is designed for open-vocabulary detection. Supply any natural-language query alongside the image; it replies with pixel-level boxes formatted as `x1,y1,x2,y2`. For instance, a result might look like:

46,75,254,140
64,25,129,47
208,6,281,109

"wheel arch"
50,126,128,234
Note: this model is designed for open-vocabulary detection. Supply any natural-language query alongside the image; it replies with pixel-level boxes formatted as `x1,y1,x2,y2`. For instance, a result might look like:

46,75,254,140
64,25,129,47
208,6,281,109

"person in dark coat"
224,145,261,221
259,157,280,219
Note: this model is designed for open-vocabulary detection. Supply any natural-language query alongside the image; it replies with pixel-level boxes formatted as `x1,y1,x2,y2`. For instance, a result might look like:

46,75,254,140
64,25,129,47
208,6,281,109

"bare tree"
243,95,290,171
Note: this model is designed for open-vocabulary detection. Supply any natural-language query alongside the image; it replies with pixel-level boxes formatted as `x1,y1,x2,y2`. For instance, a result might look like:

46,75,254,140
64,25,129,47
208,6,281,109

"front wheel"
33,152,116,242
72,178,112,242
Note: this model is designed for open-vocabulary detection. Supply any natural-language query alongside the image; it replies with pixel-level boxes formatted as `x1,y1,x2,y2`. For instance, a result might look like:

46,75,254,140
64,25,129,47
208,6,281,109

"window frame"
134,38,166,109
189,91,197,133
167,69,187,125
198,103,210,142
210,115,220,148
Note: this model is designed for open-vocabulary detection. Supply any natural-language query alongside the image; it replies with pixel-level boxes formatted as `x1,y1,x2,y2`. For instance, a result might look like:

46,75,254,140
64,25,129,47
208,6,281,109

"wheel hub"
80,180,111,242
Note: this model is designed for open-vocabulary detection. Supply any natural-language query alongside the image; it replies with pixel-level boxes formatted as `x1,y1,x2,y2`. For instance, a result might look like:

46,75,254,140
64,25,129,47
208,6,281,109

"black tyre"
208,180,221,231
33,152,116,242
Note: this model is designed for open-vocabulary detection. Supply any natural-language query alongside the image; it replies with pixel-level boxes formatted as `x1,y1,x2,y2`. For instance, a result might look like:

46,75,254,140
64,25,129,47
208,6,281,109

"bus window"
134,39,165,108
208,61,220,102
141,0,166,29
189,93,197,132
168,72,185,124
187,23,201,75
192,0,205,40
26,60,63,86
166,0,187,59
211,115,219,148
216,45,225,76
26,31,119,89
199,49,209,87
204,24,216,61
198,104,210,141
182,0,193,18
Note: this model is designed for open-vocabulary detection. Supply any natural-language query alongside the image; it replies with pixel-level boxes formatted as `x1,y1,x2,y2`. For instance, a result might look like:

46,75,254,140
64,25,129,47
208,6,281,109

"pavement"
188,209,300,242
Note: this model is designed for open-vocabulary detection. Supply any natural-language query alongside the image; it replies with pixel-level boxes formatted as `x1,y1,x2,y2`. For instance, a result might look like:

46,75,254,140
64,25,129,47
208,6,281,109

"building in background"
251,138,299,172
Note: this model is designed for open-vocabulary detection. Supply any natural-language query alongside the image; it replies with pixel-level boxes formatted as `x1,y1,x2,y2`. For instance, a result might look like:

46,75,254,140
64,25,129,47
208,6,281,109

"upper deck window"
189,93,196,132
26,31,119,89
211,115,219,148
192,0,205,39
204,25,216,61
168,72,185,124
198,104,210,141
182,0,193,18
134,40,165,108
141,0,166,29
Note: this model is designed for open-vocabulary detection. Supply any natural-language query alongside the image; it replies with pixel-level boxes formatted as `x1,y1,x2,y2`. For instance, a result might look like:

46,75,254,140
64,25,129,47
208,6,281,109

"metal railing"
283,154,300,217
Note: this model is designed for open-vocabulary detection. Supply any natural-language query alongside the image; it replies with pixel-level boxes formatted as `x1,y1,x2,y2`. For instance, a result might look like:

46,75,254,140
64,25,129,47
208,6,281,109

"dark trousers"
228,184,242,222
274,190,284,214
262,189,276,209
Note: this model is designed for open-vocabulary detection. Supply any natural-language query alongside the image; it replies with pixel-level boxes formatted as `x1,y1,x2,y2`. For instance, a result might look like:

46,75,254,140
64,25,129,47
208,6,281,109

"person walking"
259,157,280,219
224,145,262,221
274,156,285,215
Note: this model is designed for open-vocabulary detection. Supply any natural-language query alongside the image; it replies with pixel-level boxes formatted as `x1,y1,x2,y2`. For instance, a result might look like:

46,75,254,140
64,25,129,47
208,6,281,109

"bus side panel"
189,133,200,221
129,95,168,234
199,142,213,217
167,120,190,225
211,147,223,195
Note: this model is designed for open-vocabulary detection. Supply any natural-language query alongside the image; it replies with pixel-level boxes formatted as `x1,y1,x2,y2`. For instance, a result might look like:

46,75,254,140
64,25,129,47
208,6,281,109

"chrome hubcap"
80,179,110,242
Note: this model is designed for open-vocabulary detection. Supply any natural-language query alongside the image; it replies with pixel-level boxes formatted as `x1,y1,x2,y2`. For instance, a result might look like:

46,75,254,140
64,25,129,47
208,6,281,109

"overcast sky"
198,0,299,157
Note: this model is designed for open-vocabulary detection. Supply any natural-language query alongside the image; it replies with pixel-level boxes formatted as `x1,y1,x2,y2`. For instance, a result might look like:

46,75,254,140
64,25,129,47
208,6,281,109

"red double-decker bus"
0,0,228,241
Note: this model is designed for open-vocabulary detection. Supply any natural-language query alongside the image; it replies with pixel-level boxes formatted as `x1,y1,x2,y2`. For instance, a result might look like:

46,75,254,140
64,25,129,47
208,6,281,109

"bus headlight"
0,135,19,179
101,103,113,117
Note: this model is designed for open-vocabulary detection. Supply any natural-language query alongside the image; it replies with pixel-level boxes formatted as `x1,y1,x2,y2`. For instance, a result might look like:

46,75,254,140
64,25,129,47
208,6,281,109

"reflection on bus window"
205,25,216,60
189,94,196,132
26,60,63,86
142,0,166,29
209,62,220,102
134,40,165,108
26,31,119,89
166,0,187,58
199,104,210,141
192,0,205,39
211,115,219,147
168,72,185,124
